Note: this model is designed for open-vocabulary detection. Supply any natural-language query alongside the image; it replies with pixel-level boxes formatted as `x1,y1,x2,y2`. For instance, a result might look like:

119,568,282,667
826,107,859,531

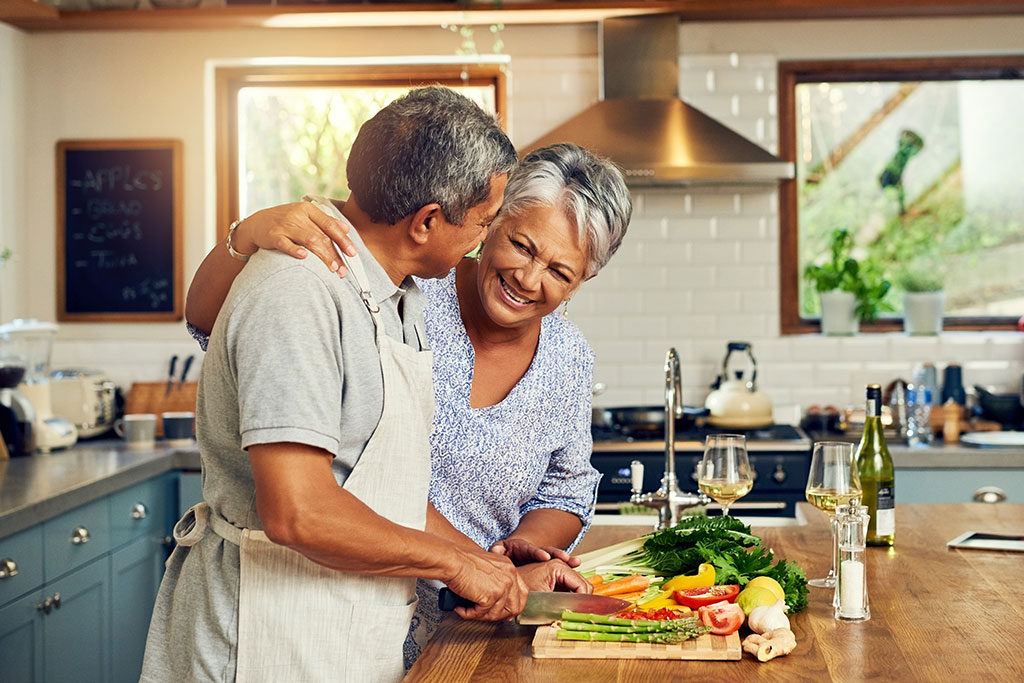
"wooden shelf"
3,0,1024,33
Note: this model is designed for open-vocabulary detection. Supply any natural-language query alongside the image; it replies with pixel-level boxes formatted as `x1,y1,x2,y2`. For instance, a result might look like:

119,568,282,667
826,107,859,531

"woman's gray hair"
499,143,632,278
347,86,517,225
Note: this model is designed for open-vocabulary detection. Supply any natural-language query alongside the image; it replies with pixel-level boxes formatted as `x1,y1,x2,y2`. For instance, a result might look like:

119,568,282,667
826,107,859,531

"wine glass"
698,434,754,517
805,441,862,588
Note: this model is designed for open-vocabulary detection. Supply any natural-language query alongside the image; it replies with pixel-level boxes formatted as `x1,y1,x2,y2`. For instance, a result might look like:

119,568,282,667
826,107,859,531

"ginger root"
741,628,797,662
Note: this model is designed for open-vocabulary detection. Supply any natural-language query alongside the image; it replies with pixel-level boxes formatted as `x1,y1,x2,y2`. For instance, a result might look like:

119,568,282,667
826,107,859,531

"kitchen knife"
165,355,178,397
438,588,631,625
179,354,195,389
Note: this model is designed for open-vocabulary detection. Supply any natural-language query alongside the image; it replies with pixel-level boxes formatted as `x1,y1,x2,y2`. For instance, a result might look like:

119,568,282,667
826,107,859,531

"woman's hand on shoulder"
516,560,592,594
490,537,581,567
236,201,357,276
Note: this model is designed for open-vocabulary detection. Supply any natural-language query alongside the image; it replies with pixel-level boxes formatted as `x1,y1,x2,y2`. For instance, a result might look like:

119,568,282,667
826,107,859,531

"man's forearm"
507,508,583,550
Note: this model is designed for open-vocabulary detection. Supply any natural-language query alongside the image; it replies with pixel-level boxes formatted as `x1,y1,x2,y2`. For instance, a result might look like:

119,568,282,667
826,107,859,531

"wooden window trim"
215,64,508,242
778,56,1024,334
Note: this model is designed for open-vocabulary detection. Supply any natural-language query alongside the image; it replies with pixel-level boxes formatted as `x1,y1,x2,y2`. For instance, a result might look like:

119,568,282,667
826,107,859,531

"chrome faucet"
629,347,711,529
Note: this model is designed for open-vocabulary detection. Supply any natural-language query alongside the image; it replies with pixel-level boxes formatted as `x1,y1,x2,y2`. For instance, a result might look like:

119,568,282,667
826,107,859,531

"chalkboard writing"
57,140,182,322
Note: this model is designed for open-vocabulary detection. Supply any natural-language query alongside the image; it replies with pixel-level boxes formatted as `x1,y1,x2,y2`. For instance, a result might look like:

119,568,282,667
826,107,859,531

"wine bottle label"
875,485,895,535
867,398,878,415
876,508,895,536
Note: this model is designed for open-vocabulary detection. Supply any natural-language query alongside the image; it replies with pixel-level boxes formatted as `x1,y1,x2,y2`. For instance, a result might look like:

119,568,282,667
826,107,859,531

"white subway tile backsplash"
615,265,669,289
939,335,994,361
719,264,766,289
742,289,777,314
988,334,1024,361
713,217,765,240
716,313,769,340
740,241,778,265
668,264,718,290
641,192,690,217
642,290,693,315
690,193,740,217
693,291,742,314
666,218,716,241
618,314,669,338
886,336,944,362
691,241,741,265
670,314,719,339
641,243,692,265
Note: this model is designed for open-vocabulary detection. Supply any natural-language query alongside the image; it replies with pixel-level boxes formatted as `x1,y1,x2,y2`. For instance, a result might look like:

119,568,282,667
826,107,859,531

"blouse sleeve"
186,322,210,352
519,338,600,552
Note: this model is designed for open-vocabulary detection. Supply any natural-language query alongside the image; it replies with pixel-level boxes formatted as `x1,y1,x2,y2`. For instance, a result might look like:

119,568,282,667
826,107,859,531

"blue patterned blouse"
418,270,599,552
189,268,600,550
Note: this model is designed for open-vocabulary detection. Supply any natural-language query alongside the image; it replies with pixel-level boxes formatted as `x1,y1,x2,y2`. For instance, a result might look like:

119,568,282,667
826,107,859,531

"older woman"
186,142,632,666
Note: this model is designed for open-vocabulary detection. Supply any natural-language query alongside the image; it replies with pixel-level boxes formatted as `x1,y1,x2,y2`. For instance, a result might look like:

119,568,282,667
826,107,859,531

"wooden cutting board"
531,625,742,660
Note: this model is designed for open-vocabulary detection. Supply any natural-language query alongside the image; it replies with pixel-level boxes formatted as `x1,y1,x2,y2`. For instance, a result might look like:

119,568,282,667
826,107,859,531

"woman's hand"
490,537,581,568
517,560,593,594
234,202,357,276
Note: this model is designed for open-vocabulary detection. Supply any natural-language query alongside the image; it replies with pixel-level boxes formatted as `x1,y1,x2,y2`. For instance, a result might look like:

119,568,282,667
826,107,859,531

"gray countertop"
0,439,200,538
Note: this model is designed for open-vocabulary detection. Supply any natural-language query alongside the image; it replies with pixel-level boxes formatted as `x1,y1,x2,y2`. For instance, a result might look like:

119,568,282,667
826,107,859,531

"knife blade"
437,588,631,625
165,355,178,397
179,354,195,389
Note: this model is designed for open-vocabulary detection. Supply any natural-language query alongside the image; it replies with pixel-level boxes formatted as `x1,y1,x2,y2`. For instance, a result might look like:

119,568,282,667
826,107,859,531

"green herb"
627,516,809,613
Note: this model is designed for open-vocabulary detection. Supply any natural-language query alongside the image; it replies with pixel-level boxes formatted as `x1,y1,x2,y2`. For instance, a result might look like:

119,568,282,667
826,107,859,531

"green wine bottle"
855,384,895,546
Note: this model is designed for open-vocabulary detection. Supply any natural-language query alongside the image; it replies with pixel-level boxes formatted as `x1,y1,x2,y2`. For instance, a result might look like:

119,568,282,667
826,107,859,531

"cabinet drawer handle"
52,592,61,609
972,486,1006,504
37,597,53,615
0,557,18,579
772,464,787,483
131,503,149,520
71,526,91,545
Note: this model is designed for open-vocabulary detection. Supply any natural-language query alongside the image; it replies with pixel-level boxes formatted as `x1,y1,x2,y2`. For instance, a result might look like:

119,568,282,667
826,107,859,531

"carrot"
592,574,650,597
587,575,604,587
612,590,648,603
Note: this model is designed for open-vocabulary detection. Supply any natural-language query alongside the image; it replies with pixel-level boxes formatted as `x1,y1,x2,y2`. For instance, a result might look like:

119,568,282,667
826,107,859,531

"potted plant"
898,266,944,335
804,228,892,335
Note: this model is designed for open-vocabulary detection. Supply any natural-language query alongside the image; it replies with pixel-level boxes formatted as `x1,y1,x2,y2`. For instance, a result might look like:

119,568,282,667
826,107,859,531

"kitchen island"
406,503,1024,682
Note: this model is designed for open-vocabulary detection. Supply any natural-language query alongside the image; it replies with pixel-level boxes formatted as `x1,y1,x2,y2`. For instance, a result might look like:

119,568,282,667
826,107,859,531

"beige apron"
175,218,434,682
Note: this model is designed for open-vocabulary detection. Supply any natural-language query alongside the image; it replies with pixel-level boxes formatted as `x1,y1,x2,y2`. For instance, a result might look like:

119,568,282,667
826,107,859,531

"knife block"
124,382,198,437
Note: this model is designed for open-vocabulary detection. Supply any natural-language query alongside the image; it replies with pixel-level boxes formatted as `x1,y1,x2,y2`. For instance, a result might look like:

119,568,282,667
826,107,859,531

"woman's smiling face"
475,202,588,328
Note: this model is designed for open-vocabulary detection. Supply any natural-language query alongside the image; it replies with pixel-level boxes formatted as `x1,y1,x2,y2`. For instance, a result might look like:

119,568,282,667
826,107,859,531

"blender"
0,319,77,453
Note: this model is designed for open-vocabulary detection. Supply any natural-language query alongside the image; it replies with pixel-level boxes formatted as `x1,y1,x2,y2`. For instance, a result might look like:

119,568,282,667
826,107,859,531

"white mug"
114,413,157,449
161,411,195,446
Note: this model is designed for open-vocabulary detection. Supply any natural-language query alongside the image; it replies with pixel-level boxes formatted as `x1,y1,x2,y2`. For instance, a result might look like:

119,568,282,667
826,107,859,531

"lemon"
745,576,786,602
735,585,778,615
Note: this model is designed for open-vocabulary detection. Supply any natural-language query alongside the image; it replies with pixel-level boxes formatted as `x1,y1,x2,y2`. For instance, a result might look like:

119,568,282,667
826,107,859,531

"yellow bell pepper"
636,590,680,610
660,563,716,593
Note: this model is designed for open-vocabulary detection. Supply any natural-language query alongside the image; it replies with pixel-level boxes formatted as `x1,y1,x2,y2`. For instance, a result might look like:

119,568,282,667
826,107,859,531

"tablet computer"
947,531,1024,552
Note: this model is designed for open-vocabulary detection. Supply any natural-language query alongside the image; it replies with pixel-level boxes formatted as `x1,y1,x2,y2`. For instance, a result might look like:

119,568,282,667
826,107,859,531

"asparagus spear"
560,610,703,630
556,630,692,644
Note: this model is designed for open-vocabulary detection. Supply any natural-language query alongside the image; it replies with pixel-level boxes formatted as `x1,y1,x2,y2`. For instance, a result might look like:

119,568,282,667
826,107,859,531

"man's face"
416,173,508,279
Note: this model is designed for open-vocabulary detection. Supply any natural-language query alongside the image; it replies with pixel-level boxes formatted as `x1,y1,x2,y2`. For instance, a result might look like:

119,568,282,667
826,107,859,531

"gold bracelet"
225,219,254,263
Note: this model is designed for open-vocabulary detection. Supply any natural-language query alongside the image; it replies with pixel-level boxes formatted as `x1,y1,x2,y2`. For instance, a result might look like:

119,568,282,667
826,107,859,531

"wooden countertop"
406,503,1024,682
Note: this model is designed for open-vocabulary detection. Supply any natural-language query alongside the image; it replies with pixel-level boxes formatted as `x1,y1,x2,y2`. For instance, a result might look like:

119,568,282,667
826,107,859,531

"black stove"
590,421,812,518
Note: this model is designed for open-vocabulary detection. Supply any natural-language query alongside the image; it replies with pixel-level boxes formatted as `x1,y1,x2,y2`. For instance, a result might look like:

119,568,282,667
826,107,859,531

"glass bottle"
855,384,895,546
834,502,870,622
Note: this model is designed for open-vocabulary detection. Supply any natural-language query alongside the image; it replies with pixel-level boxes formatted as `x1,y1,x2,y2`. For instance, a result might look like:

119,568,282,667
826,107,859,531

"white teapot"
704,342,774,428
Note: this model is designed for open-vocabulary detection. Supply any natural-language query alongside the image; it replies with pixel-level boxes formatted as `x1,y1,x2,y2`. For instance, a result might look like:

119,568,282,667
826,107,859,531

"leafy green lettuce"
630,516,809,613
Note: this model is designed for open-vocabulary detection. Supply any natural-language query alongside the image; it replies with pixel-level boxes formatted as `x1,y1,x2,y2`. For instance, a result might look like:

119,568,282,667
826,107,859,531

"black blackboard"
57,139,183,321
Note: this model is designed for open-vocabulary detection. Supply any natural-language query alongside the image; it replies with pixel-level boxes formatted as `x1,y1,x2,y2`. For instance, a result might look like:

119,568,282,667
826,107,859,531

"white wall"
0,24,26,323
8,15,1024,412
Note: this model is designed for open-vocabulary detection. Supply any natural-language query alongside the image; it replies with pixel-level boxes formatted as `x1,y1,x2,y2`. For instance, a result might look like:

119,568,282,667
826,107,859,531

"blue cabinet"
0,472,178,683
43,558,110,683
0,588,44,682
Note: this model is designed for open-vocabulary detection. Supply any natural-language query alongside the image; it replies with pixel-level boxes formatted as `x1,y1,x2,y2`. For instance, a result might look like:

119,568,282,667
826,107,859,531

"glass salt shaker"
834,502,870,622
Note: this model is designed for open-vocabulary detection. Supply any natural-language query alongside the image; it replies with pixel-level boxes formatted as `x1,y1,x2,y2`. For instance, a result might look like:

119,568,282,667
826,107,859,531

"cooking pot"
974,385,1024,429
704,341,773,428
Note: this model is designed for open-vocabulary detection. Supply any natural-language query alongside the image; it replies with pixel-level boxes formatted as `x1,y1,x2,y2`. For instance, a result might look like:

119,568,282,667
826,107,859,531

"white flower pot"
819,291,859,336
903,291,945,335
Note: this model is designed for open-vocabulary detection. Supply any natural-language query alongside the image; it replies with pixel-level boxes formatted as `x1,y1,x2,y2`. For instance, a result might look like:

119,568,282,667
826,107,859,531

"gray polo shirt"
142,228,430,682
197,225,427,530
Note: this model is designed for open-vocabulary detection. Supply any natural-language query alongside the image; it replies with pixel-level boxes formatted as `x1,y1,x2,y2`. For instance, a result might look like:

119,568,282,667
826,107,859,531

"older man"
140,87,527,683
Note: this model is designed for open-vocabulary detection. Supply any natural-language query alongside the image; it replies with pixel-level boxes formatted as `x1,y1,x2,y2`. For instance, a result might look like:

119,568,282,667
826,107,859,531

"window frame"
777,55,1024,335
214,63,508,241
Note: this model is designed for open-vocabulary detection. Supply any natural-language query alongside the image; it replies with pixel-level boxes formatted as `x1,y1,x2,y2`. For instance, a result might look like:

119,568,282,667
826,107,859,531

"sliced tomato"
697,601,745,636
672,584,740,608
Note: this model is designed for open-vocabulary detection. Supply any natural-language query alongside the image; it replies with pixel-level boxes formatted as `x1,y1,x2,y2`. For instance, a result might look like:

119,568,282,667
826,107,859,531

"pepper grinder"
834,502,870,622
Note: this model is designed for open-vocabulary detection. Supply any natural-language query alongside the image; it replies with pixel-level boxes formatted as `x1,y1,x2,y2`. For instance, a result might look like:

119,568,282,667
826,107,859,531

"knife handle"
437,588,473,611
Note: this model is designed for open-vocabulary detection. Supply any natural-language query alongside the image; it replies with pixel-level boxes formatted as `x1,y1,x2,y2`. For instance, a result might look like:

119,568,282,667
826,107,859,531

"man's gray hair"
347,86,517,226
499,143,632,279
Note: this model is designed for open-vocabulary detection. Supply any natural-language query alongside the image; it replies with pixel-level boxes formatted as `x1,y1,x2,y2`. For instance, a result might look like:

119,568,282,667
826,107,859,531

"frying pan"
604,405,710,434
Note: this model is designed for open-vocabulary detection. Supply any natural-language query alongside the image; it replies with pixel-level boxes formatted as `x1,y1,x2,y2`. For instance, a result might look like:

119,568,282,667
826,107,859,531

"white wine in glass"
698,434,754,517
805,441,862,589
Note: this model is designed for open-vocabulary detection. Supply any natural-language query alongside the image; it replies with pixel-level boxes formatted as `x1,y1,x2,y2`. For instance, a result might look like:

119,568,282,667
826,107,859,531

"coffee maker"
0,319,77,453
0,334,35,455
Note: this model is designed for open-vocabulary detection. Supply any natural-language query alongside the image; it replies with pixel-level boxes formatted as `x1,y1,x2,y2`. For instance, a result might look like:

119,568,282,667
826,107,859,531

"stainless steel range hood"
522,15,795,187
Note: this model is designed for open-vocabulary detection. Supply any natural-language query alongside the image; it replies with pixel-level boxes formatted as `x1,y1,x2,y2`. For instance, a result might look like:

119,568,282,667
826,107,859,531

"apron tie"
173,501,244,547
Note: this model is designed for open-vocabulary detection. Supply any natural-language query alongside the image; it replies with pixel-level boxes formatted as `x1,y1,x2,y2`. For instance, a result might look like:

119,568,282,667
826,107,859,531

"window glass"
237,85,496,217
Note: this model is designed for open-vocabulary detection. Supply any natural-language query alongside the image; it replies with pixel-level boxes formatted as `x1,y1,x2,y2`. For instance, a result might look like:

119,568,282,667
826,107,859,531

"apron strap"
172,501,245,547
304,195,386,346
